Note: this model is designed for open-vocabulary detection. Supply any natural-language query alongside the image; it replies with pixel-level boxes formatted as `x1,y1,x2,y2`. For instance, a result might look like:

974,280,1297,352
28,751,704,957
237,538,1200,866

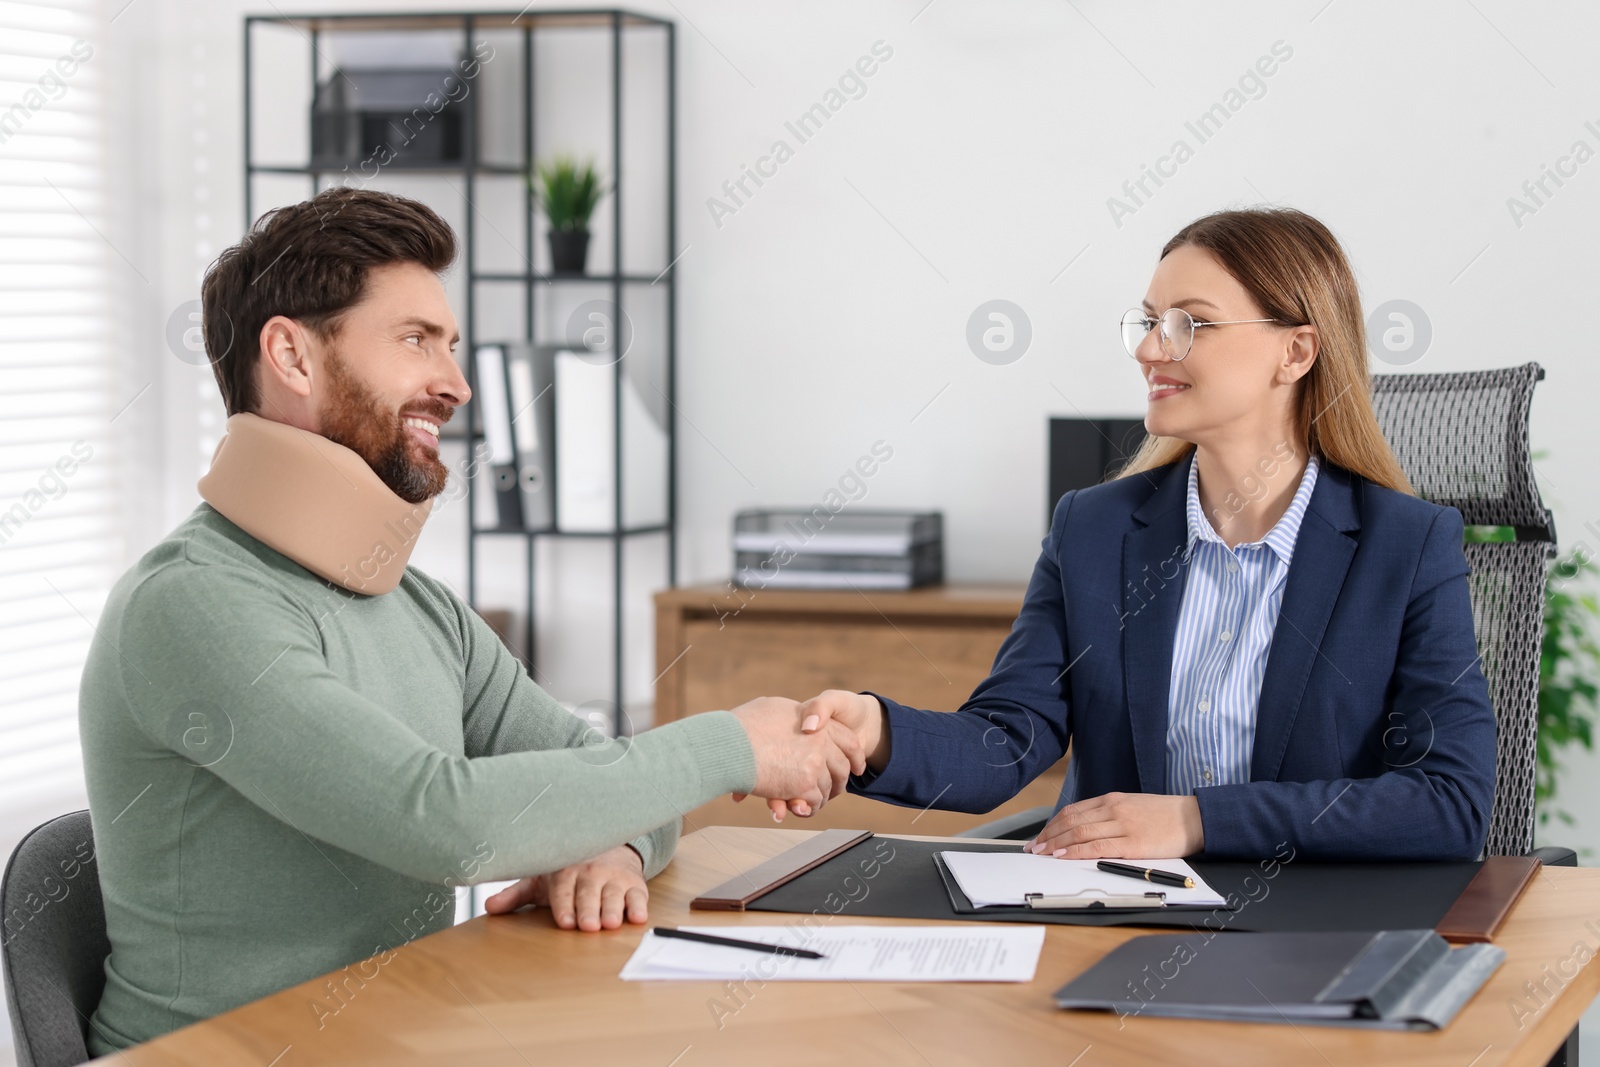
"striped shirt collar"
1185,449,1321,566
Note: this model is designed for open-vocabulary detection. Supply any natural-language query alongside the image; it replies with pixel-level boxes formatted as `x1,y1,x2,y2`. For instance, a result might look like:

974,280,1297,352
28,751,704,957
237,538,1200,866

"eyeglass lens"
1120,308,1195,360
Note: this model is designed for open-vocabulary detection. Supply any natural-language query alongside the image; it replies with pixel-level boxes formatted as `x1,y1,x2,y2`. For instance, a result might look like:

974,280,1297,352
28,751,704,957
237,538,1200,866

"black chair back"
1371,362,1555,856
1,810,108,1067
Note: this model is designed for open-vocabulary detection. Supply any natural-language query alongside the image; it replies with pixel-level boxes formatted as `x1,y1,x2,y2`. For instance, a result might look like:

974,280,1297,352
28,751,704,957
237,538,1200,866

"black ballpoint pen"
1097,860,1195,889
652,927,827,959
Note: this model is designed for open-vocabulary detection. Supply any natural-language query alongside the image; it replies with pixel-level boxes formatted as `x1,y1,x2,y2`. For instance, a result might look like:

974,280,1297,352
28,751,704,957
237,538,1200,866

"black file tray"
746,838,1485,932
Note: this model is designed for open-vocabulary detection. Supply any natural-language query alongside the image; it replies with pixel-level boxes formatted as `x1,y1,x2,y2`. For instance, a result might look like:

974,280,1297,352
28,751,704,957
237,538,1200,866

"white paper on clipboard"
939,851,1227,909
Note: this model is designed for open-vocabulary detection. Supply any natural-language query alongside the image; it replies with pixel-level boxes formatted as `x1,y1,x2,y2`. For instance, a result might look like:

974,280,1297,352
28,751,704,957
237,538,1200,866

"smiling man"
77,187,861,1054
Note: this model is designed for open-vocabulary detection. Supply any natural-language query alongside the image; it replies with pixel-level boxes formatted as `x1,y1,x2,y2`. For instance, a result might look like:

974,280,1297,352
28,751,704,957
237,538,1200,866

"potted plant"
532,155,609,275
1536,549,1600,832
1466,517,1600,838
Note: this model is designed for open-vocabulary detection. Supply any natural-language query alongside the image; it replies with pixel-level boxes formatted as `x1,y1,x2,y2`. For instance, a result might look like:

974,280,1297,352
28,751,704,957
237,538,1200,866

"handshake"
728,690,889,817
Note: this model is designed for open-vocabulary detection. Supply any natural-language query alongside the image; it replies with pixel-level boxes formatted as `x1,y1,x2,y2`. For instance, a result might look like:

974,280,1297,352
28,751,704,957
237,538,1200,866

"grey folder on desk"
1054,929,1505,1031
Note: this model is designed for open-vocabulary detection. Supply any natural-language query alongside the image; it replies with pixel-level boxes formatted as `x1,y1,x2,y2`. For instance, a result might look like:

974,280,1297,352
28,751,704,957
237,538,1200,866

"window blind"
0,0,118,835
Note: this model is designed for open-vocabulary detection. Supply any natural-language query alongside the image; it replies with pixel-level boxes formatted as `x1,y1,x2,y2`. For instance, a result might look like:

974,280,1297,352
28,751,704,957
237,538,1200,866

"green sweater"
79,503,758,1053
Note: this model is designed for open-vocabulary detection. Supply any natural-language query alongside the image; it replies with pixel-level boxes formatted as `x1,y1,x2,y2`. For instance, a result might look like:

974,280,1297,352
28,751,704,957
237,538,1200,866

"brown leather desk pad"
1435,854,1541,943
691,828,873,910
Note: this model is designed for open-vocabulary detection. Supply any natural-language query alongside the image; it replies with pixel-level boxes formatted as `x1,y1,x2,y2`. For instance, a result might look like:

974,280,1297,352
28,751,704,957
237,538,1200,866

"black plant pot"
548,228,591,275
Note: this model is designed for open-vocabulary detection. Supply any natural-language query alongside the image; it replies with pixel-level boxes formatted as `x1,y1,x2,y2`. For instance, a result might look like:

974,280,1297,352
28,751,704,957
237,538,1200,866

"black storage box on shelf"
731,510,944,590
311,68,464,167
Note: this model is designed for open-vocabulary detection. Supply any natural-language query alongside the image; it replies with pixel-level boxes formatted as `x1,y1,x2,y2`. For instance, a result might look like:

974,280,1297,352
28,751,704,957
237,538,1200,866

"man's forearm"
627,820,679,879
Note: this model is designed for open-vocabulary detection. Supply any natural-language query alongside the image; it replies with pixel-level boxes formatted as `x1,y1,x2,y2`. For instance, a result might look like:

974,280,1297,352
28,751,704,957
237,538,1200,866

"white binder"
553,350,668,532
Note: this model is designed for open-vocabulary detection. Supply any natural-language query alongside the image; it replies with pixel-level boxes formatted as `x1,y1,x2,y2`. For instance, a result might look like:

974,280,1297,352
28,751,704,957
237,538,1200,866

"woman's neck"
1191,435,1309,549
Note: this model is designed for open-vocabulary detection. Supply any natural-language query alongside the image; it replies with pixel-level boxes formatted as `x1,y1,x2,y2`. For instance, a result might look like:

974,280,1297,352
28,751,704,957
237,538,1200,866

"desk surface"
103,828,1600,1066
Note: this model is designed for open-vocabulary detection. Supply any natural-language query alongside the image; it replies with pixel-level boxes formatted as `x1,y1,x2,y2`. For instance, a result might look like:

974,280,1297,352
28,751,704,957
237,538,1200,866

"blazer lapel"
1120,455,1194,794
1249,462,1361,781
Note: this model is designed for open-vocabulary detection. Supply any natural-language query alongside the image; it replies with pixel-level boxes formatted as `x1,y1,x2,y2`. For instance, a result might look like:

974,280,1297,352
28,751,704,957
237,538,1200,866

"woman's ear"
1279,324,1318,385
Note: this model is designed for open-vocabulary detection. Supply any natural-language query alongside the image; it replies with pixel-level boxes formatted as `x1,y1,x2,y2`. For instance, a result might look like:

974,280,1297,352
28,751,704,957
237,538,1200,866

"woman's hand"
1023,792,1204,859
482,845,648,931
797,690,888,767
732,690,889,821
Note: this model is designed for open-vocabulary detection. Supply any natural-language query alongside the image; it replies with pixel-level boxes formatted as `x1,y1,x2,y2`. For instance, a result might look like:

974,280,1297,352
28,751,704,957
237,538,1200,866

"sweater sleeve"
447,583,679,879
113,561,754,885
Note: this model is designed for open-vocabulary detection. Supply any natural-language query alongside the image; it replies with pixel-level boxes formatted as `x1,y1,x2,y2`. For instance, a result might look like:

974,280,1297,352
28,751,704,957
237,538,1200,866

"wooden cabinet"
653,582,1066,837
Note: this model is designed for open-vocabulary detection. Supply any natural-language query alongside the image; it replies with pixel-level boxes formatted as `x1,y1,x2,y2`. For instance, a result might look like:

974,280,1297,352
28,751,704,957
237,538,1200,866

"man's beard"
318,347,451,504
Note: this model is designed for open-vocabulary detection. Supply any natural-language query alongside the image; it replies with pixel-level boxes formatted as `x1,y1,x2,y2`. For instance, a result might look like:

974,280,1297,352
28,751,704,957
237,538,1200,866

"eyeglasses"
1120,307,1295,361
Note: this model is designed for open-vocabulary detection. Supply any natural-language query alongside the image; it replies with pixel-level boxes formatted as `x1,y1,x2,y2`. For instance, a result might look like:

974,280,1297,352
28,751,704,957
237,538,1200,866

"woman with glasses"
779,207,1496,861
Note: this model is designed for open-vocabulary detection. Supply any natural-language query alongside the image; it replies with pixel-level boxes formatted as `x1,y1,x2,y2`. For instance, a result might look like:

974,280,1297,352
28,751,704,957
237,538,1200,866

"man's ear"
258,315,316,400
1279,324,1318,385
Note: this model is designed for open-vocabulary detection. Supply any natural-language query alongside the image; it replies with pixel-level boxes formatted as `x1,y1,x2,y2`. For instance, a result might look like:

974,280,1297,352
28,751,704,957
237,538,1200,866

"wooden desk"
655,582,1065,838
105,827,1600,1066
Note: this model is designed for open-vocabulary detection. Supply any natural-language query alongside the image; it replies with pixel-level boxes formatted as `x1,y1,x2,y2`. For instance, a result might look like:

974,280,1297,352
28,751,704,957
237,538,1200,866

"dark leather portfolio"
1435,854,1541,943
732,836,1494,933
1053,929,1505,1030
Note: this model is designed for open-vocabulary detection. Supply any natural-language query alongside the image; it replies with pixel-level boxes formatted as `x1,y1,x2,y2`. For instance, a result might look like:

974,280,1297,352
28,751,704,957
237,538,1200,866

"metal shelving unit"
243,9,677,733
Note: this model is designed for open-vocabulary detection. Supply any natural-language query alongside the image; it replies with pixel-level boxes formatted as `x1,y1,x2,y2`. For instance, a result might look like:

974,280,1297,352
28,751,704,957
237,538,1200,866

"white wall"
103,0,1599,833
0,1,1580,1062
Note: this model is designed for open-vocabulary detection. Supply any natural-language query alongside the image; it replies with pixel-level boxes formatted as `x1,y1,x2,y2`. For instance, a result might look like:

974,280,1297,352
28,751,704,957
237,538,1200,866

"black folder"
746,837,1486,933
1053,929,1505,1030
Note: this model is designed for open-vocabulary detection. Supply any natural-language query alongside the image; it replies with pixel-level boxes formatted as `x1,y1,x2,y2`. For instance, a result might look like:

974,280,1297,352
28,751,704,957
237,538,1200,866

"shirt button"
1226,559,1239,574
1197,698,1211,712
1218,630,1232,642
1203,769,1214,782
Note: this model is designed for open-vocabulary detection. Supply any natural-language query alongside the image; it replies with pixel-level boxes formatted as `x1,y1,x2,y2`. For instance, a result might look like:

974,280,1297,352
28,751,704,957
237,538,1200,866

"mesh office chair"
963,361,1560,855
1370,361,1556,857
1,810,109,1067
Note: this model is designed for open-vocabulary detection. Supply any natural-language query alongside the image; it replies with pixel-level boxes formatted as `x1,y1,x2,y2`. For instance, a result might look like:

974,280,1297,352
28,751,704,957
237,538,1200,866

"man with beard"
77,187,860,1054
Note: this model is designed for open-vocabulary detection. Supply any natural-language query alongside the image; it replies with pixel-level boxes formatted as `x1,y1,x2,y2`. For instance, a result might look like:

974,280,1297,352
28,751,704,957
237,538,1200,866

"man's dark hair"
200,186,457,415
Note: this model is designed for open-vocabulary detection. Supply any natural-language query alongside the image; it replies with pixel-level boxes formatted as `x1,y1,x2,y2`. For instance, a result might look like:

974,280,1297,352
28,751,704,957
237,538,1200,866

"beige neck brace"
197,412,434,595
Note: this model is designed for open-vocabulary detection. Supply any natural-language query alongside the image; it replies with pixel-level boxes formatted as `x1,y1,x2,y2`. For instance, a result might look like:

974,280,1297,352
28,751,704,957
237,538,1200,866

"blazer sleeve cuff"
848,692,923,801
1193,783,1265,859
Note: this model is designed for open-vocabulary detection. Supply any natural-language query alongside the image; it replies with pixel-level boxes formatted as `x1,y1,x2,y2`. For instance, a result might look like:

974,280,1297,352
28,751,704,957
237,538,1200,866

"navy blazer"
852,451,1497,861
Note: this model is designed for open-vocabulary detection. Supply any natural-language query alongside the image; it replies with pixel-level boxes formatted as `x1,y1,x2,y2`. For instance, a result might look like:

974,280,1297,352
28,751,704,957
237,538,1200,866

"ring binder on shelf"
471,343,524,531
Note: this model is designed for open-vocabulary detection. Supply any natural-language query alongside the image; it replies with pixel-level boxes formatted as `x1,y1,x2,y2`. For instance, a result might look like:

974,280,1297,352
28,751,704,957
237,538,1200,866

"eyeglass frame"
1120,306,1302,361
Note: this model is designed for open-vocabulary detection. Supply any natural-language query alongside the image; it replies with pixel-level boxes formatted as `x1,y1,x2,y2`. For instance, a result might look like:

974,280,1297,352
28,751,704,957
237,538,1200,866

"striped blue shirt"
1166,451,1320,795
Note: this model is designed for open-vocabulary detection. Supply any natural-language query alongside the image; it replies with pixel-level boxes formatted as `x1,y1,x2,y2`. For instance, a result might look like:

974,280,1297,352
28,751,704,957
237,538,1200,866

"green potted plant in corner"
1469,514,1600,837
532,155,609,275
1536,549,1600,833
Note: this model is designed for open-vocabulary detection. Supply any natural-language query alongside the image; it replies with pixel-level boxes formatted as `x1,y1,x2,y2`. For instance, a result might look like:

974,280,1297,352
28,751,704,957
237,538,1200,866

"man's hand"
730,696,865,812
1022,792,1204,859
745,690,890,822
482,845,648,931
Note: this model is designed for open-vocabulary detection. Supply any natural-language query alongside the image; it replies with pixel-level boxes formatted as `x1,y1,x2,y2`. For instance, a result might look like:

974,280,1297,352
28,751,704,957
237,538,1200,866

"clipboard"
931,852,1222,915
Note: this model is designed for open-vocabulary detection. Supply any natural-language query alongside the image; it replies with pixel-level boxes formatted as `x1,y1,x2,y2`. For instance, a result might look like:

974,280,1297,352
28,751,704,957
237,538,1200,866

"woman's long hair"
1114,207,1412,494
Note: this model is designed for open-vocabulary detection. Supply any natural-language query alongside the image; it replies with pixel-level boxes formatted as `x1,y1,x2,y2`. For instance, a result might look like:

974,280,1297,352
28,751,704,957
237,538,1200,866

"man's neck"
197,412,434,594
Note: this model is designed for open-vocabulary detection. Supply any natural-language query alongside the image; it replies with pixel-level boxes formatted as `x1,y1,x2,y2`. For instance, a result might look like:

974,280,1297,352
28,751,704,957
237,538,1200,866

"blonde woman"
792,208,1495,861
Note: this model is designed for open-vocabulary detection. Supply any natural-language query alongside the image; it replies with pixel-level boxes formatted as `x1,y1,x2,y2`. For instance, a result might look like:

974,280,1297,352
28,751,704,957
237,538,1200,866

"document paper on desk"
619,925,1045,982
939,851,1228,908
